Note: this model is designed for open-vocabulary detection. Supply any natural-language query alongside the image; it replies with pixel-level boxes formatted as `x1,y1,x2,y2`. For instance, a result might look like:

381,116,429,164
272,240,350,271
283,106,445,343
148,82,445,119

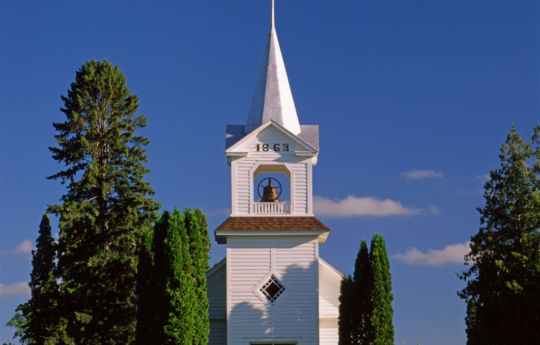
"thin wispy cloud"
0,282,30,297
392,241,471,266
401,169,444,180
475,174,490,183
314,195,421,217
12,240,34,256
429,205,441,215
3,239,34,258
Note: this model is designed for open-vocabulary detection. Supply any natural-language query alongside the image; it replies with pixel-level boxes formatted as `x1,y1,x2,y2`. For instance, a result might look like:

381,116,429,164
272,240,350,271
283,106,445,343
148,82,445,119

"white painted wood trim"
318,258,345,279
294,150,316,157
307,164,313,216
216,230,329,243
226,121,317,154
226,246,232,345
226,152,249,157
290,164,296,215
231,160,237,215
207,258,226,278
251,270,290,307
314,240,320,345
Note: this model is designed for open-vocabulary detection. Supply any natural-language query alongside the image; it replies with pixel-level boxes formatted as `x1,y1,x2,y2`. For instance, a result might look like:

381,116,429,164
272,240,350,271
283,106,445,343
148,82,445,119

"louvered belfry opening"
260,275,285,303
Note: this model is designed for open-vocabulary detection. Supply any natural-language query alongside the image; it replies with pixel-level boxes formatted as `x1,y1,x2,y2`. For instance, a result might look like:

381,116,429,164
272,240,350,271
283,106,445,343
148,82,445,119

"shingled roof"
215,216,330,244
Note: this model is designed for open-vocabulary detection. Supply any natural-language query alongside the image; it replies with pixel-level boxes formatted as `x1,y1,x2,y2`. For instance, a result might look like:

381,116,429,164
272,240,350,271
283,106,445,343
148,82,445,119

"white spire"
245,0,301,135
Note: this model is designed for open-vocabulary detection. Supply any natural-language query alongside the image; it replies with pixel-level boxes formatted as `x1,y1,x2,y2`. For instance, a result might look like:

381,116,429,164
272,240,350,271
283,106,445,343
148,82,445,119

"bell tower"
213,1,331,344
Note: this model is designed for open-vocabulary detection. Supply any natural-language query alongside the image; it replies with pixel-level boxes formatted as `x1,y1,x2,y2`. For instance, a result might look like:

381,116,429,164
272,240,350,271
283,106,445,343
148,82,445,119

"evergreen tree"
369,234,394,345
184,209,211,345
352,239,372,345
47,60,160,344
459,125,540,345
150,211,170,345
338,275,354,345
162,209,196,345
8,215,63,345
135,208,211,345
134,228,155,345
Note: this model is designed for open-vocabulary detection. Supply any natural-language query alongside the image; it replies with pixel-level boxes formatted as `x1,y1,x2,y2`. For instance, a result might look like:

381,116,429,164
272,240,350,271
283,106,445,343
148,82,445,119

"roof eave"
215,229,329,244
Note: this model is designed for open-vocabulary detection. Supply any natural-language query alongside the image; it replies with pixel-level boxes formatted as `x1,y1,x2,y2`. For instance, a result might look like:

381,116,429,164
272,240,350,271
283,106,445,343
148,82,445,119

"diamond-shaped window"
260,275,285,303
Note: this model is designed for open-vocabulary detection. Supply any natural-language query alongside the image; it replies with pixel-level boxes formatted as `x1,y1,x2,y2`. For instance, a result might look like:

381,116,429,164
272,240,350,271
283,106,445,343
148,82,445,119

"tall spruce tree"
184,209,211,345
48,60,160,344
352,239,372,345
459,125,540,345
9,215,63,345
369,234,394,345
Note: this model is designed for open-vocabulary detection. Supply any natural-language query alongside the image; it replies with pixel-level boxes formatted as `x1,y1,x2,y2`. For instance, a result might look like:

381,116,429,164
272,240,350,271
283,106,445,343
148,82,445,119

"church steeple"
245,0,302,135
210,5,341,345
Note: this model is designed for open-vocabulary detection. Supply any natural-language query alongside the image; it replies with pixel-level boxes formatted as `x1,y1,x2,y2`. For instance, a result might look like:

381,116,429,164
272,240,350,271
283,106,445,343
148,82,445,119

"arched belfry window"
252,164,291,215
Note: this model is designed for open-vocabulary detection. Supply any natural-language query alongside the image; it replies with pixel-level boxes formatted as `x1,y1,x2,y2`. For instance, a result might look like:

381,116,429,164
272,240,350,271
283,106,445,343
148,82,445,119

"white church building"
206,2,344,344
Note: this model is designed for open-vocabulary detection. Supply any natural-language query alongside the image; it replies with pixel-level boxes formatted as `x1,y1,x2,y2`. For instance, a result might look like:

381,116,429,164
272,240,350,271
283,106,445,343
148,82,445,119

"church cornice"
226,120,318,155
215,216,330,244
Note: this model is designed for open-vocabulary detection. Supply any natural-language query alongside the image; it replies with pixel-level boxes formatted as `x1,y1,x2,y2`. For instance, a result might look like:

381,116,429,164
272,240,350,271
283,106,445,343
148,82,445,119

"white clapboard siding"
293,164,308,215
227,236,320,345
232,161,252,215
320,319,339,345
207,257,343,345
207,260,227,320
319,259,343,319
209,319,227,345
319,258,344,345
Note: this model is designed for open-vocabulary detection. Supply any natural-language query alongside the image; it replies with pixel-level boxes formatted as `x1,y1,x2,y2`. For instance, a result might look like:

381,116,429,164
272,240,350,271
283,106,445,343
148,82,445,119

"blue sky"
0,0,538,344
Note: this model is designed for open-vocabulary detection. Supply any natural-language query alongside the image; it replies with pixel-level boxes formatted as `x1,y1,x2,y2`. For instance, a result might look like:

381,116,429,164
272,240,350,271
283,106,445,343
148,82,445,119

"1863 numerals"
256,143,290,152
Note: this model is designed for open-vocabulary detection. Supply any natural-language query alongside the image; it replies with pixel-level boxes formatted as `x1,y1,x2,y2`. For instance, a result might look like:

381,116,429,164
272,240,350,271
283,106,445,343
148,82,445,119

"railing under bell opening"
252,201,290,215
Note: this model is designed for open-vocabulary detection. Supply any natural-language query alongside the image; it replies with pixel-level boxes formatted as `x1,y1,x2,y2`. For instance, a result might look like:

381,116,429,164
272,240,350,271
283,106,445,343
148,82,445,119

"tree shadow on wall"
228,261,318,342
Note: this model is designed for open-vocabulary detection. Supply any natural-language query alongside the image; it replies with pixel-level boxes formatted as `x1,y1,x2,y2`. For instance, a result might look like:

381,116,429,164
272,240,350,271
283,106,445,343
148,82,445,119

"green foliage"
7,215,62,345
338,275,355,345
47,60,160,345
459,125,540,345
6,312,28,345
136,208,211,345
339,236,393,345
163,209,195,345
369,234,394,345
184,209,211,345
353,240,372,345
135,228,155,345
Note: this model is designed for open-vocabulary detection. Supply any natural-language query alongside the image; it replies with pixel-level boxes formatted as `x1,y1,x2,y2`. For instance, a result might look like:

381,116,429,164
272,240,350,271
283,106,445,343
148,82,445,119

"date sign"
255,143,290,152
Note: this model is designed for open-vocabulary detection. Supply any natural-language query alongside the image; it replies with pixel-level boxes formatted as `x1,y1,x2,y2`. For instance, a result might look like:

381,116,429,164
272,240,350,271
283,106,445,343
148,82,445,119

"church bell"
261,179,280,202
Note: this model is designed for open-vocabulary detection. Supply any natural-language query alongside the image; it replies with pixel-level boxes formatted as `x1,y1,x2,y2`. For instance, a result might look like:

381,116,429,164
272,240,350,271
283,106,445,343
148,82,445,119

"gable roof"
226,120,318,156
206,258,226,278
225,124,319,151
319,258,345,279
